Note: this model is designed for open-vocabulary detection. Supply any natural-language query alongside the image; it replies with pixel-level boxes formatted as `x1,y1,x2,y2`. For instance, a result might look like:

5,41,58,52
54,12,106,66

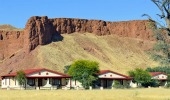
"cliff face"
24,16,57,52
0,16,153,60
0,30,24,60
51,18,153,40
24,16,153,52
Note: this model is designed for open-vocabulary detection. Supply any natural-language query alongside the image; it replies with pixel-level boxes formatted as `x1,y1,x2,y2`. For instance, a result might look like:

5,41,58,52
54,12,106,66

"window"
52,79,60,85
27,79,35,86
46,73,48,75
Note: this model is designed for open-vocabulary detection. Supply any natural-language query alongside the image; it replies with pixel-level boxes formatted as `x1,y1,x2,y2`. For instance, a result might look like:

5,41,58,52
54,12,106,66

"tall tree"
16,70,26,89
143,0,170,66
68,60,99,89
128,68,151,87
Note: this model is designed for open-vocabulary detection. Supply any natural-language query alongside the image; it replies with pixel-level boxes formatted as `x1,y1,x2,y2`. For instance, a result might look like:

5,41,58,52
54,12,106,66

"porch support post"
25,78,27,90
60,78,62,87
100,79,103,90
70,78,72,88
35,78,39,90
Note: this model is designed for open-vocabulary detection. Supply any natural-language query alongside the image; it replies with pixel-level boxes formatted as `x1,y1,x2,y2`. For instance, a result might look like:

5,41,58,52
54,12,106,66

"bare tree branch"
152,0,166,18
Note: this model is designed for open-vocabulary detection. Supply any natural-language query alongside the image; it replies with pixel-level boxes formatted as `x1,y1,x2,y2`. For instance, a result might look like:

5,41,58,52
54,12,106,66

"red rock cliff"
24,16,153,52
0,30,24,60
24,16,57,52
0,16,153,59
51,18,153,40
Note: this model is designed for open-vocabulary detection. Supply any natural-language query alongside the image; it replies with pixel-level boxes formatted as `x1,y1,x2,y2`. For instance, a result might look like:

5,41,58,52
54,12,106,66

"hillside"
0,16,158,76
0,33,157,75
36,33,157,74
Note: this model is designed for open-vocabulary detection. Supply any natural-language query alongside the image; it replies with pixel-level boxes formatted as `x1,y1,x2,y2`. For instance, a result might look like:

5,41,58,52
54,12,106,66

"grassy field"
0,88,170,100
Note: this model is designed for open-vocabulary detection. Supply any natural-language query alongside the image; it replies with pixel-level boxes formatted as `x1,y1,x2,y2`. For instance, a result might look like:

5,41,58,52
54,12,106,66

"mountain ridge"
0,16,157,76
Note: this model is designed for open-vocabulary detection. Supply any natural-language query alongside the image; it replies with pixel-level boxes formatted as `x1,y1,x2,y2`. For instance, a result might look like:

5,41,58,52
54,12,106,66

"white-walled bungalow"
130,72,168,88
1,68,71,90
97,70,132,88
149,72,168,86
65,70,132,89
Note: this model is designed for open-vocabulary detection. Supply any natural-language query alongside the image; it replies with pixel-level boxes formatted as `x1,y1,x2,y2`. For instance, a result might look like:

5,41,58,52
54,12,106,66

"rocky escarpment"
51,18,153,39
24,16,153,52
24,16,57,52
0,16,154,60
0,16,155,76
0,30,24,61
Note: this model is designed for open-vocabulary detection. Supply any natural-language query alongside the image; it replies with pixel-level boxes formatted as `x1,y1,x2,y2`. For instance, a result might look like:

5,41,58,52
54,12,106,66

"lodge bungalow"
1,68,168,90
65,70,132,89
1,68,133,90
150,72,168,86
1,68,71,90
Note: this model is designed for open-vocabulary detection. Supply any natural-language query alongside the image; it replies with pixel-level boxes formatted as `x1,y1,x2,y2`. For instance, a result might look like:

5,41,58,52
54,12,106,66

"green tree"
16,70,26,89
143,0,170,67
68,60,99,89
128,68,151,87
146,66,170,74
166,74,170,87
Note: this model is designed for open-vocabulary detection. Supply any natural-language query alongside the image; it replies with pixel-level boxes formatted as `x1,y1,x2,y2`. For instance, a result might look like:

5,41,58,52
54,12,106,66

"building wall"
66,79,83,88
61,78,67,86
99,72,125,79
152,74,167,80
1,77,19,89
27,70,62,77
129,80,137,88
1,77,68,89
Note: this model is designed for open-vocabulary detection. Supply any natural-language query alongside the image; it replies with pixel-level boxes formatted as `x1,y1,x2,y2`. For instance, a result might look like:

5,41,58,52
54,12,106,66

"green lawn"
0,88,170,100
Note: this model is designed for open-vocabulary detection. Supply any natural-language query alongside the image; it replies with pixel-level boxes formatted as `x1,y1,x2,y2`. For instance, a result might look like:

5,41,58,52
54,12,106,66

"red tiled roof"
149,72,167,77
1,68,70,78
98,70,132,79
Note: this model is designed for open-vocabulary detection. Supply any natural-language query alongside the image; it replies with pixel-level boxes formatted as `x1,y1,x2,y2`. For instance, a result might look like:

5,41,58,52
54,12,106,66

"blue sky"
0,0,160,28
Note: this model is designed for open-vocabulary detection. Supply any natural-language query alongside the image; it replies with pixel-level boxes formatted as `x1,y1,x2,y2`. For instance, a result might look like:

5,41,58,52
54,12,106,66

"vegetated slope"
0,32,157,76
37,33,157,74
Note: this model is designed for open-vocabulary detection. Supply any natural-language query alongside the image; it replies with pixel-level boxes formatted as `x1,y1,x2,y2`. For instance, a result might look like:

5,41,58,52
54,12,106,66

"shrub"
112,80,130,89
166,82,170,88
142,79,159,87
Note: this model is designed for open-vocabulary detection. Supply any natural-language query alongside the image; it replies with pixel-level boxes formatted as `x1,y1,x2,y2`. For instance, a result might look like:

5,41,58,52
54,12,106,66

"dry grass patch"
0,88,170,100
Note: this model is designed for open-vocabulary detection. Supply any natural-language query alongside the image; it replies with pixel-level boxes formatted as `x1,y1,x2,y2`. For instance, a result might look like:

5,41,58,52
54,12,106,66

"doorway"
38,78,42,87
